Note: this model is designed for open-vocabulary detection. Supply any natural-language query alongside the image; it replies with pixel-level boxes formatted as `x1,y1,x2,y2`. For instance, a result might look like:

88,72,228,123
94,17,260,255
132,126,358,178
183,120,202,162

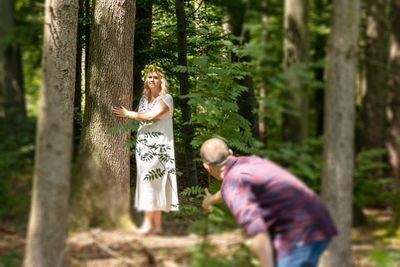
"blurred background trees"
1,0,400,265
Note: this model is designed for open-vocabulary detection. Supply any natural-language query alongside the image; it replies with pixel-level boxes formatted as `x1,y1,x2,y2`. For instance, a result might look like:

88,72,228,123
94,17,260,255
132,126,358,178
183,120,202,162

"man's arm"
251,231,274,267
202,189,223,211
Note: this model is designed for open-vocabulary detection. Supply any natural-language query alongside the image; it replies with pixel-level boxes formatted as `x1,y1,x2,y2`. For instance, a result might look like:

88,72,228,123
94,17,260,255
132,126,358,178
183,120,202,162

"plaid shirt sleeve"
222,173,268,236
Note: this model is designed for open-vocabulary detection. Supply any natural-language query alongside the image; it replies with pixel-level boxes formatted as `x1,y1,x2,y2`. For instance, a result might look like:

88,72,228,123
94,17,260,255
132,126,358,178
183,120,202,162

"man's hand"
202,189,223,212
202,188,213,212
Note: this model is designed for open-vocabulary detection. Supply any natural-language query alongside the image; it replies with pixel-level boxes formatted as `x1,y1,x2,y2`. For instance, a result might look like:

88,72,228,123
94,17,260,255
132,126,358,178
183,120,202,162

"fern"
108,119,140,135
144,168,166,181
172,43,261,154
180,186,205,197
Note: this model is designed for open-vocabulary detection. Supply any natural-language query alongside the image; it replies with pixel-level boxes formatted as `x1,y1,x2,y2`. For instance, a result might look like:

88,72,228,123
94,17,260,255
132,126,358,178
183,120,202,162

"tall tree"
133,0,153,107
23,0,78,266
227,1,260,140
320,0,361,266
311,0,329,137
176,0,198,187
282,0,309,143
259,0,269,143
0,0,26,132
70,0,136,229
387,0,400,230
359,0,387,156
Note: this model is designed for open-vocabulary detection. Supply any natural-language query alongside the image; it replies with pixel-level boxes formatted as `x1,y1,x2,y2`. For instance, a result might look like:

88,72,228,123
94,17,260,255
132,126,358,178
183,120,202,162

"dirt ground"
1,208,399,267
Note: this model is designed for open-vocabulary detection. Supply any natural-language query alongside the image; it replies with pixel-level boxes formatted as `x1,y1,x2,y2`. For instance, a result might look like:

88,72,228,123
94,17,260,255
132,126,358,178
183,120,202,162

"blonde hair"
142,69,169,100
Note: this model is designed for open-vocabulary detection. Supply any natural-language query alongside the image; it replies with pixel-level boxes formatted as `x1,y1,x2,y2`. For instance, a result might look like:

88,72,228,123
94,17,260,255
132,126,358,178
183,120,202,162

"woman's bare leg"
138,211,154,234
153,211,162,234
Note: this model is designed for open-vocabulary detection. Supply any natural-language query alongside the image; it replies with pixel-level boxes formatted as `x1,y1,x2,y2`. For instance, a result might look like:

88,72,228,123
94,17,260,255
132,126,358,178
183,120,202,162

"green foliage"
13,0,44,117
259,138,323,192
174,50,262,153
208,179,222,194
0,178,30,224
180,185,205,197
353,149,393,208
0,248,21,267
186,241,256,267
108,119,141,135
260,142,394,211
369,249,400,267
0,120,34,223
178,184,254,266
186,204,238,235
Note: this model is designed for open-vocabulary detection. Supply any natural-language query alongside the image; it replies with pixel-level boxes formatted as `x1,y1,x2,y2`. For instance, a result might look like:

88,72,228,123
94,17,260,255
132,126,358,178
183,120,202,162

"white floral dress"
134,94,179,211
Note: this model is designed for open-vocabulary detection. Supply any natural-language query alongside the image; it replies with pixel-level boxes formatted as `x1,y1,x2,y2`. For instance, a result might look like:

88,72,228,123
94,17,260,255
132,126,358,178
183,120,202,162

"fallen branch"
90,230,156,266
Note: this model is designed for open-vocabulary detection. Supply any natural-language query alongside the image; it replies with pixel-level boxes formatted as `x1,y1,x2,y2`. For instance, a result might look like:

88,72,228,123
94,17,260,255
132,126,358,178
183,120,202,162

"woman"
112,65,179,235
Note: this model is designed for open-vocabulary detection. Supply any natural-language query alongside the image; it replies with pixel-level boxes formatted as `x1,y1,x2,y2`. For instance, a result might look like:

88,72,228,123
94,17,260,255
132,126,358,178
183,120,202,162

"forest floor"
1,207,400,267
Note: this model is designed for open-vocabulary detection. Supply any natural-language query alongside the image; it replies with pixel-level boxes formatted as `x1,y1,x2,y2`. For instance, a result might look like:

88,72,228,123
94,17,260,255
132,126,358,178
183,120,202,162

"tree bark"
70,0,136,229
23,0,78,266
359,0,387,155
282,0,309,143
0,0,26,132
387,0,400,230
320,0,360,266
176,0,198,187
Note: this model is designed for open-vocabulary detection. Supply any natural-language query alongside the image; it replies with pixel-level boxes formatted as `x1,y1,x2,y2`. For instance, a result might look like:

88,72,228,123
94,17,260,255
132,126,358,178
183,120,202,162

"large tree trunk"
387,0,400,230
70,0,136,229
0,0,26,132
359,0,387,156
320,0,360,266
133,0,152,108
23,0,78,266
176,0,198,187
282,0,309,143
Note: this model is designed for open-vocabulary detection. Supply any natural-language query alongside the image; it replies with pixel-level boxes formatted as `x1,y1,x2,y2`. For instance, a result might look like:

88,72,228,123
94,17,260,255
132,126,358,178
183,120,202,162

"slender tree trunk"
73,0,85,155
176,0,198,187
70,0,136,229
0,0,26,132
259,0,268,143
228,2,260,140
282,0,309,143
23,0,78,266
320,0,360,266
387,0,400,230
354,0,388,225
84,0,91,94
311,0,327,137
360,0,387,156
133,0,152,108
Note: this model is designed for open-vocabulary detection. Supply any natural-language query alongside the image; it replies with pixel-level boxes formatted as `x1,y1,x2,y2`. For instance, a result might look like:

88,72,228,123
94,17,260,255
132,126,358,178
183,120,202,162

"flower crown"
141,64,164,81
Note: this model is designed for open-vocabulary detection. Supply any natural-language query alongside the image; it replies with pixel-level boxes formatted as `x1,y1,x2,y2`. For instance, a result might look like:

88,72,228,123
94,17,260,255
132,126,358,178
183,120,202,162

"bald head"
200,138,230,167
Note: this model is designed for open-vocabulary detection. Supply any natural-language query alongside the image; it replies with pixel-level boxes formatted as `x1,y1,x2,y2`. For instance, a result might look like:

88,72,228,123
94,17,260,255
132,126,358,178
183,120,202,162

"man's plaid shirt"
221,155,337,261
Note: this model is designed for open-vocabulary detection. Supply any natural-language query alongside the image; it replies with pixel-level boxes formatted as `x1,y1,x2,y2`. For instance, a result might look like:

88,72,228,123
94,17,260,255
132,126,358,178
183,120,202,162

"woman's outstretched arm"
112,100,169,121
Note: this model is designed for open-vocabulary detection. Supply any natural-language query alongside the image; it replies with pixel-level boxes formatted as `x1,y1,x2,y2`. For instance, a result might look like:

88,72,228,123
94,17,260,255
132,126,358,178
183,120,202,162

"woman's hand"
112,105,130,118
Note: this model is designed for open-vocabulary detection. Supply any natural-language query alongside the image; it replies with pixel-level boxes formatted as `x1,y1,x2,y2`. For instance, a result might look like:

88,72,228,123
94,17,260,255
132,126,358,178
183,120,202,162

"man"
200,138,337,267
